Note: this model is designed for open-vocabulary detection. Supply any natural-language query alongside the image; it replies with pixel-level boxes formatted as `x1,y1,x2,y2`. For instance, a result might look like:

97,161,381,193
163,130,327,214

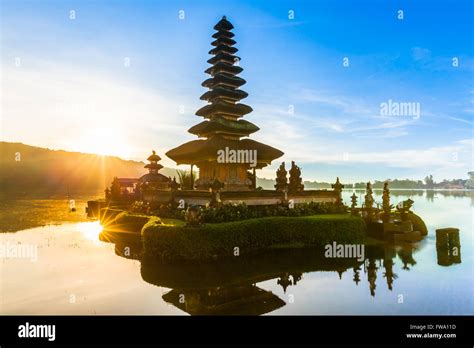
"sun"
75,128,131,158
76,221,103,242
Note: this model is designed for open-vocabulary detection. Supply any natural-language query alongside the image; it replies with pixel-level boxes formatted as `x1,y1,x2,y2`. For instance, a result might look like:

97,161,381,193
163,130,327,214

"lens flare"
77,221,103,242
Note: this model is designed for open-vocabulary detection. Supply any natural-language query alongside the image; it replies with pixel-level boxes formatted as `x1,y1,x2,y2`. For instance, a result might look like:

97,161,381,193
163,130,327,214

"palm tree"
177,169,194,190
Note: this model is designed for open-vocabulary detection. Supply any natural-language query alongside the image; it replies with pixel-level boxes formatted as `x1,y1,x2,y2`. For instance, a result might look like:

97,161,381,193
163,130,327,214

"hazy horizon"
2,140,471,184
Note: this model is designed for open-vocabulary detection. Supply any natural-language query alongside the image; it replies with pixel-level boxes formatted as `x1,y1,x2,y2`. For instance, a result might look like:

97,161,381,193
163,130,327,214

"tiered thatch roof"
166,16,283,167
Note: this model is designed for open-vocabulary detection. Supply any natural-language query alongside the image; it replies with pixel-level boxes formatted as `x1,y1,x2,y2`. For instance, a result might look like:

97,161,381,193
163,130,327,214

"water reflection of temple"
398,248,417,270
98,227,462,313
366,258,378,297
363,256,396,295
383,259,396,291
353,266,361,285
364,245,412,297
162,286,285,315
139,248,362,314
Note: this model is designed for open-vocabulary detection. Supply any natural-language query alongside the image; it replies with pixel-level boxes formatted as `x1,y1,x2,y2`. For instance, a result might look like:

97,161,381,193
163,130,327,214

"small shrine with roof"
139,150,170,190
105,150,171,202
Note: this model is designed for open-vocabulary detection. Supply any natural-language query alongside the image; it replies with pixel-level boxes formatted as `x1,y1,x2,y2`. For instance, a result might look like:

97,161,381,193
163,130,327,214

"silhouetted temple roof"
204,62,243,76
195,101,253,118
211,37,236,47
213,16,234,31
212,30,235,39
207,52,240,65
209,44,238,55
200,87,248,102
165,135,283,168
188,117,259,137
147,150,161,162
144,162,163,171
139,172,169,184
116,178,138,187
202,74,246,89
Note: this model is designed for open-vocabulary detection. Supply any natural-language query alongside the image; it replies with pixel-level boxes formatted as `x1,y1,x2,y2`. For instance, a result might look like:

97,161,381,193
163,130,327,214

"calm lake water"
1,190,472,315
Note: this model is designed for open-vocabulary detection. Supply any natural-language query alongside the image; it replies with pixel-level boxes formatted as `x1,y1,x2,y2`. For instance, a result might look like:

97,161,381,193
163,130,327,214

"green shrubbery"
99,208,124,225
105,211,160,233
152,205,186,220
142,214,365,262
201,202,346,223
130,201,185,220
128,200,346,223
129,201,151,215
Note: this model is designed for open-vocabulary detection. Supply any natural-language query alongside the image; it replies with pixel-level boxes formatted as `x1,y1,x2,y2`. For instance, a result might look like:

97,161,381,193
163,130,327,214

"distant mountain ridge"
0,142,178,198
1,142,469,199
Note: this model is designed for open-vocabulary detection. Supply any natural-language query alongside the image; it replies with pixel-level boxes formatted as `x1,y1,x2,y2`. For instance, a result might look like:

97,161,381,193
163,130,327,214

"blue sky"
1,0,473,182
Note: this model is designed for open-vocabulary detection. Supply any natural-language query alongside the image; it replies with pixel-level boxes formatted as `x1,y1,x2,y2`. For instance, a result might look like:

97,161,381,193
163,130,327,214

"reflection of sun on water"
77,221,103,242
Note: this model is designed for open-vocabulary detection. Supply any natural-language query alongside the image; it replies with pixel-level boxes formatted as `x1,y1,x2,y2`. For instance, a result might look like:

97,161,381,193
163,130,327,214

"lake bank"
0,199,93,232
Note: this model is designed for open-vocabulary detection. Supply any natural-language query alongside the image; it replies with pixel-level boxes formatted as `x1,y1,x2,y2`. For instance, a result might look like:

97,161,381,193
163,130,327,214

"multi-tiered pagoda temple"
166,16,283,191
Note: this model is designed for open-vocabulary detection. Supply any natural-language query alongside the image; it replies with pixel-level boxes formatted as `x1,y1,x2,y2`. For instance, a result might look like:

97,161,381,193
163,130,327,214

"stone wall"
164,189,337,206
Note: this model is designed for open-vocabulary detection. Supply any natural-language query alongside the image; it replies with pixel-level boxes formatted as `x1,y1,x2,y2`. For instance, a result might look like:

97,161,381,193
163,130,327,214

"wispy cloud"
411,47,432,62
448,116,473,125
410,46,474,72
295,88,374,116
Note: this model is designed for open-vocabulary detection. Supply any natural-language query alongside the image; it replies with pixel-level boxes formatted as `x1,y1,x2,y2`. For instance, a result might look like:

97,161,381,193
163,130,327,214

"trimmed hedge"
105,211,160,233
142,214,366,262
99,208,124,225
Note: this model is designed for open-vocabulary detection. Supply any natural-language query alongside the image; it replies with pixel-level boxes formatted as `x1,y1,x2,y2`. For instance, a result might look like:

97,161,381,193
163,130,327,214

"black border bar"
0,315,472,346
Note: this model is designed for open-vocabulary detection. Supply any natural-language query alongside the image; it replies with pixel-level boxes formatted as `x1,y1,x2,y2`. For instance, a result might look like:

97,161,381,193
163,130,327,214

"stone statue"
364,182,375,221
382,182,393,222
288,161,304,193
169,176,181,191
169,176,181,209
110,177,121,200
208,178,224,207
396,198,414,221
350,193,358,216
275,162,288,192
104,187,111,201
332,177,345,205
185,205,202,226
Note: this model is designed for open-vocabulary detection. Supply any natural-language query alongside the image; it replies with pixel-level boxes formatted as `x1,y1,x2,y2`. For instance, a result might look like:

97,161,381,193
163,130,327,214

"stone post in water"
436,228,461,266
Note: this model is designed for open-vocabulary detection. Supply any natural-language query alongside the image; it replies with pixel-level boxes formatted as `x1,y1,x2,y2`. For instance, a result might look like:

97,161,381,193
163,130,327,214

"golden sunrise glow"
75,128,131,158
77,221,103,242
